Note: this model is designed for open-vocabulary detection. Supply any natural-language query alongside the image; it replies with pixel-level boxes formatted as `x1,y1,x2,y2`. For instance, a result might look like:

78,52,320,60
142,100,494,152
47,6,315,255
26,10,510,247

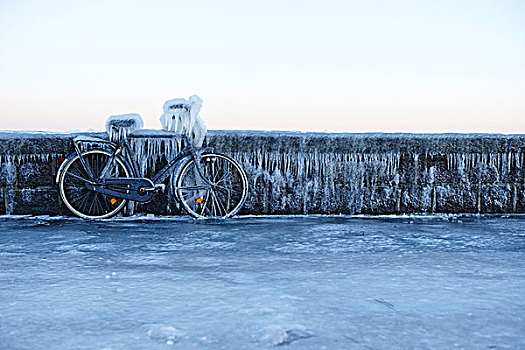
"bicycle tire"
58,150,131,219
175,153,248,219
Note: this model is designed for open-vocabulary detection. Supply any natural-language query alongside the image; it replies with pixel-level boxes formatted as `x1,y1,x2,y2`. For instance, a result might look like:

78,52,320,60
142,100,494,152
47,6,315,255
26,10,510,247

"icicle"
126,136,184,177
3,158,17,186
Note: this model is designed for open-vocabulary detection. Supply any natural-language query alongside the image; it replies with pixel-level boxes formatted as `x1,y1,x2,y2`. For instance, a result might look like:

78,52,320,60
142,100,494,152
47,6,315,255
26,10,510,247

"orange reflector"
196,198,203,204
110,198,117,205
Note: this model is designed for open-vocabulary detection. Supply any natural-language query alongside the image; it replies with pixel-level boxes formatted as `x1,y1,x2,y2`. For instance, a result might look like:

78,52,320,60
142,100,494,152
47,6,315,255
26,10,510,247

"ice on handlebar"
160,95,207,148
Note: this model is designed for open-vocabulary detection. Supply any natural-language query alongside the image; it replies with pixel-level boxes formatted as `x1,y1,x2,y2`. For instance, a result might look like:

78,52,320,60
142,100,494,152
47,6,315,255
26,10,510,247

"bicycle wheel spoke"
93,193,103,215
211,189,227,216
99,194,110,213
88,194,98,214
177,185,209,191
65,171,90,183
210,192,218,216
213,187,235,210
216,173,235,188
214,184,241,194
215,169,233,183
208,160,217,181
94,193,107,215
210,162,223,182
182,191,202,203
87,191,97,214
200,190,211,216
74,190,91,210
99,193,111,215
68,163,89,182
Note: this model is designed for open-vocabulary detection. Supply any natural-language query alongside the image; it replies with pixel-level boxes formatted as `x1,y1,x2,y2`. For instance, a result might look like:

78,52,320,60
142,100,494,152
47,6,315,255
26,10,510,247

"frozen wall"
1,130,524,216
204,131,525,215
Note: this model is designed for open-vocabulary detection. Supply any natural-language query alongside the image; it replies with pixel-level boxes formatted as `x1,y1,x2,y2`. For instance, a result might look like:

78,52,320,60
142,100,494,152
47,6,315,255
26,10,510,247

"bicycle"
56,128,248,220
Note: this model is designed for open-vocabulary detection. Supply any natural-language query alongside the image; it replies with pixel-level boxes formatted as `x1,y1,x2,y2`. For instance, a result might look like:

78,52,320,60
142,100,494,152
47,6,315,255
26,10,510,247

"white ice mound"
144,324,185,344
160,95,207,148
259,325,288,345
106,113,144,142
257,324,313,345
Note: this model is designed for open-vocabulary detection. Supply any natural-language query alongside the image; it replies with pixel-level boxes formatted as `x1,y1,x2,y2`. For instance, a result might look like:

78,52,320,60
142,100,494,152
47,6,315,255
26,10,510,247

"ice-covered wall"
204,131,525,214
1,130,524,216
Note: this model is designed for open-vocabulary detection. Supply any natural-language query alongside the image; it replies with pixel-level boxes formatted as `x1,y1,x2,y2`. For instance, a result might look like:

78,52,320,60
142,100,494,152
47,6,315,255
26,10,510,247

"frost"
160,95,207,147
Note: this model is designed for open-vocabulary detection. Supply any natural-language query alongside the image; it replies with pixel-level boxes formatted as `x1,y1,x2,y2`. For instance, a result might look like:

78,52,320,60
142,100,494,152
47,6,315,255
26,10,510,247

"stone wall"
1,130,524,216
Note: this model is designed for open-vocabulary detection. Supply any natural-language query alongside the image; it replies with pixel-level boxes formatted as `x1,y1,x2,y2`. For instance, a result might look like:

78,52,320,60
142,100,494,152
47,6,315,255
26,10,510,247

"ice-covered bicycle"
56,129,248,220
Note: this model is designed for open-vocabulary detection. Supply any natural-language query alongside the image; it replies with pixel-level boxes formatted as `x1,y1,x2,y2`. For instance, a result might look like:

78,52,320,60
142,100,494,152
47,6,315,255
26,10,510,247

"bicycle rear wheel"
176,153,248,219
58,150,131,219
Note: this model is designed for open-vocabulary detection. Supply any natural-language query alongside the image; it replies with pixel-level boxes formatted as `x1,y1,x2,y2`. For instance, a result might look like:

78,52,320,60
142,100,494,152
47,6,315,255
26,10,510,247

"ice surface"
159,95,207,147
0,216,524,349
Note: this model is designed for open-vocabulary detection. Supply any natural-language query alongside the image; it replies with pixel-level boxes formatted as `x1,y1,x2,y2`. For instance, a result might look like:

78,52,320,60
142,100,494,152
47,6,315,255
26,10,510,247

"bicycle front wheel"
176,153,248,219
58,150,131,219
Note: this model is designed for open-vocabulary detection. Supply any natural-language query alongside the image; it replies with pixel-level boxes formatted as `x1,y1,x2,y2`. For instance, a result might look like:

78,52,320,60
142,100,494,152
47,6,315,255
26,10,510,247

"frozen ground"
0,215,524,349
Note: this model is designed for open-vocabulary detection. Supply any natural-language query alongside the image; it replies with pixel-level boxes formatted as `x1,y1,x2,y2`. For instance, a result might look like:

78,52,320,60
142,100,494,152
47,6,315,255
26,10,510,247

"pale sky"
1,0,524,133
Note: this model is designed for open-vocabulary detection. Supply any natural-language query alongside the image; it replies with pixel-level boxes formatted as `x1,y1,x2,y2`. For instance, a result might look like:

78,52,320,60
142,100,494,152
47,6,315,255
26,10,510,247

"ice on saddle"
105,114,144,142
160,95,207,147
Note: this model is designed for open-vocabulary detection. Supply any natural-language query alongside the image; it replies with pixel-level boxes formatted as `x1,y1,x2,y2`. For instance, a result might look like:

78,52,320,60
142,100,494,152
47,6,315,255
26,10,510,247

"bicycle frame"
63,134,214,188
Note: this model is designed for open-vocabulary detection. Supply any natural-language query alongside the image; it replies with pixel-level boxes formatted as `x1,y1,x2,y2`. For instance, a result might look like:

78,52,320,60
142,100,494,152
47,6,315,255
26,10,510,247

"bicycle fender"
55,153,78,184
199,147,214,153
